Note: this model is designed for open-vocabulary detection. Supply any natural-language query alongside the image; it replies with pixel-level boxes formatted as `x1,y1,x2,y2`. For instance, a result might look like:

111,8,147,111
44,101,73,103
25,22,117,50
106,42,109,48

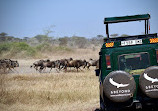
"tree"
121,34,129,37
0,32,16,42
43,25,55,36
34,35,52,43
110,34,119,38
23,37,29,41
59,37,68,46
72,36,88,48
0,32,8,37
97,35,104,39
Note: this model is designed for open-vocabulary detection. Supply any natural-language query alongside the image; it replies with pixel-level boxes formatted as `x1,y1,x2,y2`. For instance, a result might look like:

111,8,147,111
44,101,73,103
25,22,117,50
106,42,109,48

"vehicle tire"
139,66,158,98
103,71,136,102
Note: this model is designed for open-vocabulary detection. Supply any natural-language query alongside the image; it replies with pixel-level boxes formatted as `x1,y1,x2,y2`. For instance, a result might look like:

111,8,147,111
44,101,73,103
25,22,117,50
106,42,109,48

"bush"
0,43,12,53
35,43,52,52
12,42,30,51
0,42,73,58
11,42,36,56
0,42,36,58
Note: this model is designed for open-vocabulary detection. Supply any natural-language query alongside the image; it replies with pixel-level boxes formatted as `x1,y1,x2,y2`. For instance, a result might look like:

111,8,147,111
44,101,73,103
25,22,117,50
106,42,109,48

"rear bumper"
101,99,158,111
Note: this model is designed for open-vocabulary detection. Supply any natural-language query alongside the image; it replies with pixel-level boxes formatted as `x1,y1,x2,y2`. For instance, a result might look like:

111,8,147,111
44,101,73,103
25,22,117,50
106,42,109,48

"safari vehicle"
96,14,158,111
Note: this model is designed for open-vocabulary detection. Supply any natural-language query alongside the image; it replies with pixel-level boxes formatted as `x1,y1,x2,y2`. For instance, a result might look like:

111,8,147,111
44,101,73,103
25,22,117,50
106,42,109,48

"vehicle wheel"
103,71,136,102
139,66,158,98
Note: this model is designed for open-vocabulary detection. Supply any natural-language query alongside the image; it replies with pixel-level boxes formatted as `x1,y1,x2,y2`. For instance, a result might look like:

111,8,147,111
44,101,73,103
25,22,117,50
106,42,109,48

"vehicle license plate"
121,39,142,46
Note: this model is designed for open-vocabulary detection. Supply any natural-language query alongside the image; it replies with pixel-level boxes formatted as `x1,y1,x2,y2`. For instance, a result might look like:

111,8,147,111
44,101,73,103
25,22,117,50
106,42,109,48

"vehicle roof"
104,14,150,24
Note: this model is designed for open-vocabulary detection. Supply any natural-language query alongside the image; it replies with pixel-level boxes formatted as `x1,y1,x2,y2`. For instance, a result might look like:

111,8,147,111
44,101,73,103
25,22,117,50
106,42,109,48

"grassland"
0,70,99,111
0,48,100,111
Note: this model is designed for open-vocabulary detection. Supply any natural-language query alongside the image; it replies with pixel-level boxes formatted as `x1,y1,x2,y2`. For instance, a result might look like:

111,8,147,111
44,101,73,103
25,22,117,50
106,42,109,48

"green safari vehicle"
96,14,158,111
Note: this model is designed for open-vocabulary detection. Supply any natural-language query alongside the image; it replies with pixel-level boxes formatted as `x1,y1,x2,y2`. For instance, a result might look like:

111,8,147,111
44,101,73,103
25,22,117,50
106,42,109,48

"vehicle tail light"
106,55,111,69
156,50,158,63
105,42,114,47
150,38,158,43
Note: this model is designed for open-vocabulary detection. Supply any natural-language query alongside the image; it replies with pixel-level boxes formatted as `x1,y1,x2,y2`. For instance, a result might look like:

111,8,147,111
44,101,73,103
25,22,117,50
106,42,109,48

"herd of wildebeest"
0,59,19,73
0,58,99,74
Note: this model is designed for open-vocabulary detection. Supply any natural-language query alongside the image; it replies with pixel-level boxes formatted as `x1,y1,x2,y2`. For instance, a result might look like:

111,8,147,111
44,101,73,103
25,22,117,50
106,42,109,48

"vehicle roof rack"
104,14,150,24
104,14,150,38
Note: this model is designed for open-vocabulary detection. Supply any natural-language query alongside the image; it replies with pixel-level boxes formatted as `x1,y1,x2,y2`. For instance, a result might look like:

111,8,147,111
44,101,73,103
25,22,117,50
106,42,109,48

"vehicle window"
118,53,150,74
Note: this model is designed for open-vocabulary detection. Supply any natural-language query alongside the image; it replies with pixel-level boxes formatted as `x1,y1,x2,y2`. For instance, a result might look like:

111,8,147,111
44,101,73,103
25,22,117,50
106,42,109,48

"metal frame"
104,14,150,38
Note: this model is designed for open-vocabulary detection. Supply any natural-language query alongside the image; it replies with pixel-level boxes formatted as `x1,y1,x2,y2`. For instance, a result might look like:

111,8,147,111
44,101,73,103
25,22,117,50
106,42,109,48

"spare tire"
139,66,158,98
103,71,136,102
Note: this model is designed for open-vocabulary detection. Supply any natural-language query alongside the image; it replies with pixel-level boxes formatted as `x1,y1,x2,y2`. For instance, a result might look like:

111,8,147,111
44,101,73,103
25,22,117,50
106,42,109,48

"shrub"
35,43,52,52
0,42,36,58
0,43,12,53
11,42,36,56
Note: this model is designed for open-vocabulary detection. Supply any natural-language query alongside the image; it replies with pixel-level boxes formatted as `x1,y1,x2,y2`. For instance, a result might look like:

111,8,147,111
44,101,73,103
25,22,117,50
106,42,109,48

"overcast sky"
0,0,157,38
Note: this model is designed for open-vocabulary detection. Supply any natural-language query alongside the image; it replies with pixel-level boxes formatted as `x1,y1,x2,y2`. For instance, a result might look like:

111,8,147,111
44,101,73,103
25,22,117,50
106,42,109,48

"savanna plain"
0,48,100,111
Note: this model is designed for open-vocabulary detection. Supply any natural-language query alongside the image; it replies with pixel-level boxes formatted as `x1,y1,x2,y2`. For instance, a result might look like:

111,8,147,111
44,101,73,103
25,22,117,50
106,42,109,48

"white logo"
109,78,129,88
144,73,158,83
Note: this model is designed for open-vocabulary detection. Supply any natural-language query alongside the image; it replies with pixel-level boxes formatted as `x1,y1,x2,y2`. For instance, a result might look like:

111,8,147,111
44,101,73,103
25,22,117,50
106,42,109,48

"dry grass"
0,70,99,111
0,48,100,111
39,48,100,60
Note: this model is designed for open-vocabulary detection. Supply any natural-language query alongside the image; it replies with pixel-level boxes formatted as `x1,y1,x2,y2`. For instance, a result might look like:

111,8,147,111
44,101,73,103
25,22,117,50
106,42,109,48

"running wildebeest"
30,59,45,71
31,59,60,73
0,59,19,73
86,58,99,69
65,59,87,72
58,58,73,71
39,59,56,73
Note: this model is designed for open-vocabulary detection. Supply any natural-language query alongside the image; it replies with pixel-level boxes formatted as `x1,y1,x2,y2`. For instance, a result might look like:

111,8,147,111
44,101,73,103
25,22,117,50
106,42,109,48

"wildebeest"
30,58,98,73
39,59,56,73
65,59,87,72
30,59,45,71
86,58,99,69
31,59,61,73
0,59,19,73
10,60,19,68
58,58,73,71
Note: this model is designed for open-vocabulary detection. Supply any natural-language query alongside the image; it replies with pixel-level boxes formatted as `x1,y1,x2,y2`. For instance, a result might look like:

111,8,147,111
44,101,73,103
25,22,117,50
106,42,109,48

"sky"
0,0,158,38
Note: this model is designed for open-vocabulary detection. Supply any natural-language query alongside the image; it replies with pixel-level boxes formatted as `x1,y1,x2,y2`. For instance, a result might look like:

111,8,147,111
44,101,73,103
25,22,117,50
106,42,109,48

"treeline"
0,32,104,48
0,32,104,58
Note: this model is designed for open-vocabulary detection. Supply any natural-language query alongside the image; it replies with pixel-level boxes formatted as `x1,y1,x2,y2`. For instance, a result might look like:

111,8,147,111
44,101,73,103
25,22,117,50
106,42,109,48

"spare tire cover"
139,66,158,98
103,71,136,102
